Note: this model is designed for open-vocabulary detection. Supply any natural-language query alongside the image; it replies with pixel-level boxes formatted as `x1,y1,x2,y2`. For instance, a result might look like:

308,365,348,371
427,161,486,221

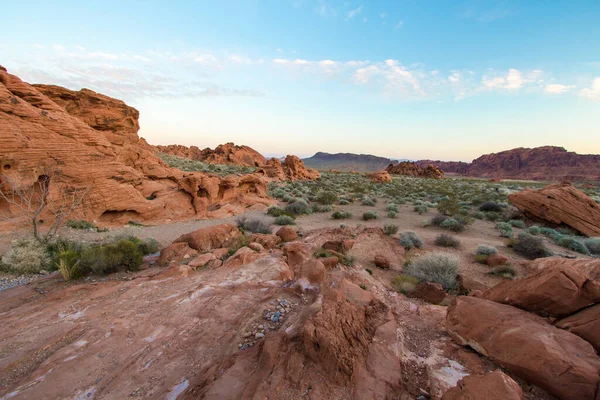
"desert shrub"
342,255,356,267
362,197,376,206
387,211,398,218
332,210,352,219
527,225,542,235
557,226,577,236
312,204,333,213
403,252,460,290
472,211,485,220
267,206,285,217
67,220,103,231
495,222,514,238
508,220,526,229
439,218,466,232
282,194,294,203
437,198,460,216
1,236,51,274
316,191,338,205
138,238,159,255
479,201,504,212
434,234,461,248
339,199,350,205
285,200,312,215
80,238,144,275
391,274,421,294
430,214,449,226
386,203,399,213
383,224,399,236
557,236,590,255
512,233,553,260
484,212,502,222
363,211,379,221
46,238,84,267
413,204,428,214
539,227,562,241
474,254,489,264
584,238,600,256
398,231,423,250
56,249,81,280
476,245,498,256
489,265,518,279
274,215,296,225
236,216,272,234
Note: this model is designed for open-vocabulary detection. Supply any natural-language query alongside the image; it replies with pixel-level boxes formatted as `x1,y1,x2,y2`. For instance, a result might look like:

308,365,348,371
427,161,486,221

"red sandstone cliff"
155,142,267,167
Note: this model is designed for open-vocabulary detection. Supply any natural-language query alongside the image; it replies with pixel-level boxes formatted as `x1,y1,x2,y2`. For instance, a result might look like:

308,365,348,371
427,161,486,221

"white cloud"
544,83,574,94
448,72,461,83
273,58,290,65
87,52,119,60
580,78,600,102
131,55,151,62
75,45,86,51
346,5,363,20
394,20,404,29
316,1,336,17
34,44,45,49
481,68,531,90
194,53,218,64
229,55,252,64
380,12,387,18
53,44,65,51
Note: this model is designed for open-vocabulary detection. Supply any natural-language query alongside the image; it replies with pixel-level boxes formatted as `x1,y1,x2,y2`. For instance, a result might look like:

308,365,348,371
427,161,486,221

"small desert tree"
0,172,89,243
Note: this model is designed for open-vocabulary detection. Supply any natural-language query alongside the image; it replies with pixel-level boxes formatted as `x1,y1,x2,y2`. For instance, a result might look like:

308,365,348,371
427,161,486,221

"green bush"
556,236,590,255
383,224,399,236
391,274,421,294
512,233,553,260
479,202,504,212
274,215,296,225
138,238,159,255
385,203,399,213
80,238,144,275
495,222,513,238
398,231,423,250
439,218,466,232
56,249,81,280
332,210,352,219
285,200,312,215
476,245,498,256
1,236,51,274
508,220,526,229
414,204,428,214
67,220,104,231
434,234,461,248
267,206,285,217
437,198,460,216
316,191,338,205
387,211,398,218
236,216,272,234
363,211,379,221
584,238,600,256
362,197,376,206
339,199,350,205
312,204,333,213
489,265,518,279
403,252,460,290
527,225,542,235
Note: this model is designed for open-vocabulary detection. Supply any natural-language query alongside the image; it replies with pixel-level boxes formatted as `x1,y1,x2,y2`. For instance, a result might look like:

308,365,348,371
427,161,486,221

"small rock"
255,332,264,339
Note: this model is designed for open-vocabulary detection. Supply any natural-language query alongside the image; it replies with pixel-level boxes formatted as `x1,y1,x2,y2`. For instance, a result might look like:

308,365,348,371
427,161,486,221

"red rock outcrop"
172,224,242,252
386,162,444,178
447,296,600,400
420,146,600,181
256,156,320,181
155,142,267,167
508,183,600,237
366,170,392,183
0,66,273,229
482,259,600,318
441,370,523,400
555,304,600,352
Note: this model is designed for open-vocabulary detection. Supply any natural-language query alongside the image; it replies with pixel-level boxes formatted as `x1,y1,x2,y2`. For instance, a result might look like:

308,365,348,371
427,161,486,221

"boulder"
248,242,264,252
297,259,326,287
508,183,600,237
366,171,392,183
250,233,282,249
321,256,339,269
485,254,508,267
276,226,298,242
373,255,391,269
222,247,261,268
282,155,320,181
441,370,523,400
173,224,242,252
322,240,354,254
408,282,447,305
446,296,600,400
188,253,216,268
482,261,600,317
211,248,229,260
555,303,600,352
282,242,312,268
386,162,444,178
456,274,488,295
158,243,199,266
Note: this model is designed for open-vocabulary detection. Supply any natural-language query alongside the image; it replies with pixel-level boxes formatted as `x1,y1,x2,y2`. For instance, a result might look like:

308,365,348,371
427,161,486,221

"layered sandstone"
508,183,600,237
385,162,444,179
155,142,267,167
256,156,320,181
0,66,273,228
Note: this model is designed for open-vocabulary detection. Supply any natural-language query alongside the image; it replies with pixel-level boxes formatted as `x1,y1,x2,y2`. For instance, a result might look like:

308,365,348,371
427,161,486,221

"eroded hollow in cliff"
99,210,142,224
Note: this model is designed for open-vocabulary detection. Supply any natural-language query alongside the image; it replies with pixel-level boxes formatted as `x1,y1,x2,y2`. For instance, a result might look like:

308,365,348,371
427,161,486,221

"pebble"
0,274,41,292
255,332,265,339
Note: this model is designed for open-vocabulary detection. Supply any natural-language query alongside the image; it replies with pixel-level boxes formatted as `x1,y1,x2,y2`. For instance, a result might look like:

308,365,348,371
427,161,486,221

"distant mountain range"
302,152,408,172
303,147,600,182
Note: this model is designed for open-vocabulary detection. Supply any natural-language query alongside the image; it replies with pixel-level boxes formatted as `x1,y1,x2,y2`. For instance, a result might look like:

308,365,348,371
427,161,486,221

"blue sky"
1,0,599,161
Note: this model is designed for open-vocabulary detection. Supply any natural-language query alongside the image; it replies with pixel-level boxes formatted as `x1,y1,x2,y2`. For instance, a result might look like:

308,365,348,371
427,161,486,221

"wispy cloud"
480,68,543,91
316,0,336,17
580,78,600,102
346,5,363,20
544,83,574,94
394,20,404,29
459,3,511,22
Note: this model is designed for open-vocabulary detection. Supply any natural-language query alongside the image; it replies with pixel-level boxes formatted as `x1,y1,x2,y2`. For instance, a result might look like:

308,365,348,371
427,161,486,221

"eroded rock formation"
386,162,444,179
508,183,600,237
256,156,320,181
366,170,392,183
155,142,267,167
0,66,273,228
